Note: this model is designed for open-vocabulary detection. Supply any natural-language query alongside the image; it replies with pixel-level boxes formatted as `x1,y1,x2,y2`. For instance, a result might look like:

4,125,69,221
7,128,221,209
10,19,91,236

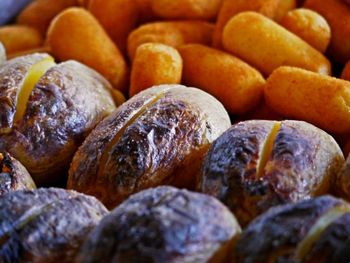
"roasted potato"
68,84,230,208
234,195,350,263
0,151,35,195
222,11,331,76
198,120,344,226
0,53,116,185
0,188,108,263
77,186,241,263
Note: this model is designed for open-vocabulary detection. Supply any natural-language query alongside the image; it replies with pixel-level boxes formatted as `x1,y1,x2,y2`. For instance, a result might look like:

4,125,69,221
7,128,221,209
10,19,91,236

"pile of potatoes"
2,0,350,262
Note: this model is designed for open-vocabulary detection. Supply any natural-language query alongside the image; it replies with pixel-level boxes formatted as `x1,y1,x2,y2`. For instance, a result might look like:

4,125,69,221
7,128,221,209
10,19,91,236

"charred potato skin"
68,85,230,208
77,186,241,263
199,120,344,226
303,213,350,263
0,188,108,263
235,195,345,263
0,55,116,184
0,53,49,134
0,151,35,194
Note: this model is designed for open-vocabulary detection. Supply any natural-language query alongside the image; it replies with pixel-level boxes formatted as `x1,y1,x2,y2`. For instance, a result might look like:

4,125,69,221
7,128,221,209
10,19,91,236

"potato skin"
234,195,346,263
76,186,241,263
0,151,35,195
0,54,116,184
0,188,108,263
199,120,344,226
68,85,230,208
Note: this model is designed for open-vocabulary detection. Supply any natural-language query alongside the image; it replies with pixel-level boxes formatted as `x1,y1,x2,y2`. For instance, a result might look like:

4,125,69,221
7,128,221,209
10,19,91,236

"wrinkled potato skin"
0,188,108,263
0,53,49,134
0,151,35,195
68,85,230,208
77,186,241,263
199,120,344,226
303,213,350,263
235,195,345,263
0,55,116,184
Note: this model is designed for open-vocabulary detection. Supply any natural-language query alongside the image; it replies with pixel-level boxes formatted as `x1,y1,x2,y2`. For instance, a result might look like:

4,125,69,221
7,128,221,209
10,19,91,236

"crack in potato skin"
199,120,344,226
234,195,345,263
0,58,116,184
68,85,230,208
77,186,241,263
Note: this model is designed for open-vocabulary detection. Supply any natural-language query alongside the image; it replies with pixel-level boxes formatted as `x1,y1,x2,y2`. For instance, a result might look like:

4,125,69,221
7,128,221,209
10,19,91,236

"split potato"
68,84,230,208
199,120,344,226
0,53,116,185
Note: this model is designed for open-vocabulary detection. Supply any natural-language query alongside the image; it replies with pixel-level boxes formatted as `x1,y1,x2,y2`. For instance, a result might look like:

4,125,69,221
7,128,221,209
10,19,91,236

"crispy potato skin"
0,54,116,184
234,195,345,263
0,53,49,134
0,151,35,194
0,188,108,263
68,85,230,208
264,66,350,134
77,186,241,263
199,120,344,226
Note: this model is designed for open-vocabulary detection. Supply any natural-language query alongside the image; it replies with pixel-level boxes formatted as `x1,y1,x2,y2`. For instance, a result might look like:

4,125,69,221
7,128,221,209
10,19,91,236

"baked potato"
198,120,344,226
68,84,230,208
235,195,350,263
0,151,35,195
76,186,241,263
0,53,116,185
0,188,108,263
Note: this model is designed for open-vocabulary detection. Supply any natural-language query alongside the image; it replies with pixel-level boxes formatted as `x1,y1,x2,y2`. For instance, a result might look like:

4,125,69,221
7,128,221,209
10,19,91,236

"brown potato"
198,120,344,226
77,186,241,263
0,53,116,185
151,0,223,20
304,0,350,63
135,0,158,23
234,195,350,263
130,43,182,97
280,8,331,53
212,0,281,48
0,25,43,55
0,151,36,195
178,44,265,114
0,188,108,262
88,0,139,54
47,7,129,92
341,60,350,81
68,84,230,208
127,21,214,60
265,66,350,134
16,0,78,36
222,11,331,76
274,0,297,22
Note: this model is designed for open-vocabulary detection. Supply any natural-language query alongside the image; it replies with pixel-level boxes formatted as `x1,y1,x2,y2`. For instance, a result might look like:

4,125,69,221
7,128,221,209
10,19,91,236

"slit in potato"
256,121,281,179
13,56,56,123
294,203,350,261
97,91,165,178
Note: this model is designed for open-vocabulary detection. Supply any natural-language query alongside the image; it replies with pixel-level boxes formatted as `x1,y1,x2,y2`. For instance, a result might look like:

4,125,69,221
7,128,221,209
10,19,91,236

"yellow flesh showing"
98,92,165,178
256,121,281,179
294,204,350,261
13,56,56,123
